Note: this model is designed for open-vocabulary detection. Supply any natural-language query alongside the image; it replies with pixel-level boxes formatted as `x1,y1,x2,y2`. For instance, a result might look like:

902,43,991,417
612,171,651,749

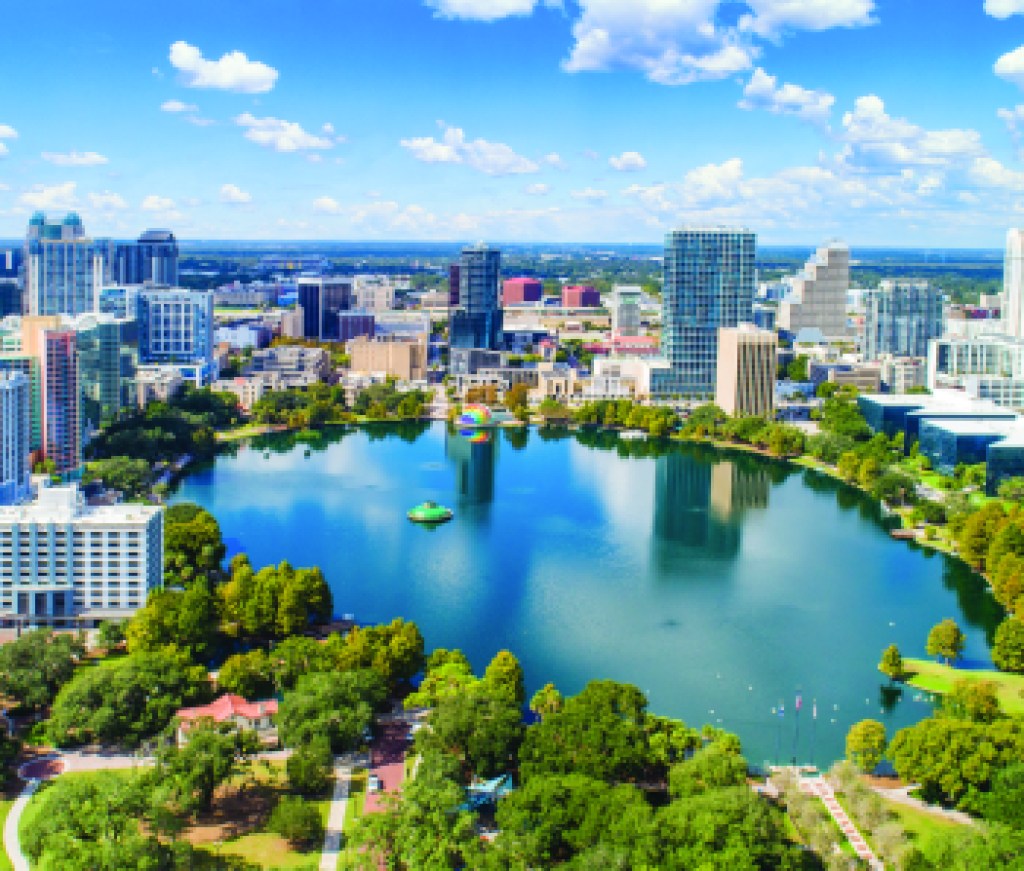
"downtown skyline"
2,0,1024,245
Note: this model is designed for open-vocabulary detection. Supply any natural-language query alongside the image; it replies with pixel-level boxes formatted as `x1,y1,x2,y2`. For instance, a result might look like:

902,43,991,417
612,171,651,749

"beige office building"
716,324,777,417
777,241,850,339
348,335,427,381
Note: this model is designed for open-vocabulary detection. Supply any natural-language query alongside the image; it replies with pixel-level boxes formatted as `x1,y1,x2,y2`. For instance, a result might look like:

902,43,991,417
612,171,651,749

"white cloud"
169,40,278,93
313,196,342,214
235,113,334,152
220,183,252,204
683,157,745,203
542,152,567,169
142,194,176,211
400,124,539,175
996,45,1024,89
19,182,78,210
570,187,607,200
969,156,1024,191
839,95,982,169
986,0,1024,18
738,68,834,123
0,125,17,158
525,183,551,195
41,151,108,167
609,150,647,171
423,0,558,21
322,123,335,135
88,191,128,210
738,0,875,38
160,99,198,113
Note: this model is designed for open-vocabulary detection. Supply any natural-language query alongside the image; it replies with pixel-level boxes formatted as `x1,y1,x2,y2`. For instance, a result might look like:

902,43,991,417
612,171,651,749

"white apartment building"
927,333,1024,409
354,277,397,312
611,285,643,338
0,482,163,628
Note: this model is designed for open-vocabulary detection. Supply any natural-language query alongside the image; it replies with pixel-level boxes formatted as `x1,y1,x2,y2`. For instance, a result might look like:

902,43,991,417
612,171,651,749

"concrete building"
25,212,106,317
879,355,927,393
503,277,543,306
653,228,756,399
0,482,163,628
353,277,397,312
858,390,1017,444
348,335,427,381
1003,229,1024,338
0,372,30,505
927,333,1024,409
249,345,330,384
715,324,777,417
136,287,215,384
611,285,643,338
297,276,352,341
451,244,502,350
136,365,185,407
562,285,601,307
212,373,281,412
778,242,849,339
862,281,944,361
111,230,178,286
338,311,376,342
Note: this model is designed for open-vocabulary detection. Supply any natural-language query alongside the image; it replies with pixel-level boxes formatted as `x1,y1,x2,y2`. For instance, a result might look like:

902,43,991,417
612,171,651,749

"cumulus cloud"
160,99,198,113
525,183,551,195
41,151,108,167
169,40,278,93
839,95,982,169
969,156,1024,191
313,196,342,214
235,113,334,152
738,0,875,38
570,187,607,200
996,45,1024,89
542,152,567,169
400,124,539,175
142,194,176,211
986,0,1024,18
20,182,78,210
739,68,834,124
89,191,128,210
220,183,252,204
423,0,559,21
609,151,647,171
0,124,17,158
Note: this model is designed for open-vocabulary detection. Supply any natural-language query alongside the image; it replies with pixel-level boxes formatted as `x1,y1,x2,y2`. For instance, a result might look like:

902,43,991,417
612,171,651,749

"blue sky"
2,0,1024,245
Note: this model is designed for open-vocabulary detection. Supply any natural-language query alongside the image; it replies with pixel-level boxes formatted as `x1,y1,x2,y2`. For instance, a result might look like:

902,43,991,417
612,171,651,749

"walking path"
800,776,883,870
868,782,975,826
319,761,353,871
4,779,39,871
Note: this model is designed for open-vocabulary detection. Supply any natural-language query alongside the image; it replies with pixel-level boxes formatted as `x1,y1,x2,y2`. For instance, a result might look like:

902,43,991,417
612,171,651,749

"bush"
287,736,335,795
269,796,324,848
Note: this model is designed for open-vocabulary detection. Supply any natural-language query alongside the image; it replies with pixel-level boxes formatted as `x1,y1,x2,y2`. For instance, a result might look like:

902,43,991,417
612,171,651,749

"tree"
82,457,152,500
926,618,966,665
217,649,276,698
668,742,748,798
837,450,861,482
529,683,564,719
943,679,1000,723
288,735,335,795
998,477,1024,501
878,644,905,682
846,719,887,772
0,630,84,712
269,796,325,848
857,456,883,489
334,619,425,693
483,649,526,706
153,721,245,815
786,355,809,381
981,763,1024,830
278,669,386,752
126,582,219,660
97,620,126,651
505,383,530,412
163,502,226,585
993,617,1024,673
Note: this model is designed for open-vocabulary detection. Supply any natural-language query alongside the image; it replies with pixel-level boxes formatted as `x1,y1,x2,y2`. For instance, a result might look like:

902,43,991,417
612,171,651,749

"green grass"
0,798,13,871
344,770,367,829
207,833,320,870
903,658,1024,715
883,798,966,854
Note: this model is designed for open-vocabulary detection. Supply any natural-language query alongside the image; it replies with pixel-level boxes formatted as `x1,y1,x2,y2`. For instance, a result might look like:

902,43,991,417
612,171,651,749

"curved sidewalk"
4,779,39,871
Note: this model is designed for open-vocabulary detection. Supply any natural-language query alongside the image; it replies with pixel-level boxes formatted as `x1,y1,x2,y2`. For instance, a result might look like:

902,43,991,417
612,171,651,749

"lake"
173,422,1003,767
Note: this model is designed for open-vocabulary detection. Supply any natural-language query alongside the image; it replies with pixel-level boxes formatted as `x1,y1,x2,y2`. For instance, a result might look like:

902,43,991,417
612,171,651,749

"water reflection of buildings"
653,452,770,563
445,428,498,504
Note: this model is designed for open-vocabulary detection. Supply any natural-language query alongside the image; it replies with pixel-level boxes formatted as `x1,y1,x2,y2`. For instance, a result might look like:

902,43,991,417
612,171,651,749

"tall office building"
716,324,778,418
25,212,106,316
777,241,850,338
112,230,179,286
40,330,80,475
297,276,352,340
653,228,756,399
1003,229,1024,339
69,314,139,429
0,372,31,505
450,244,502,350
0,482,163,628
136,288,215,383
448,264,460,306
611,285,643,337
862,281,944,361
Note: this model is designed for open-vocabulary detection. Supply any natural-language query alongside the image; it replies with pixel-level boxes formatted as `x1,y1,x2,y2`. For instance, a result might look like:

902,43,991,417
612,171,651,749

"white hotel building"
0,482,163,628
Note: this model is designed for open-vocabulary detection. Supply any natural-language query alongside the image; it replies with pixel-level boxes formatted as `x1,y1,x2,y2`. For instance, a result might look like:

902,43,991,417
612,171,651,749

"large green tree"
126,582,219,660
993,617,1024,674
278,669,386,752
926,618,966,665
845,719,887,772
0,629,84,712
878,643,905,682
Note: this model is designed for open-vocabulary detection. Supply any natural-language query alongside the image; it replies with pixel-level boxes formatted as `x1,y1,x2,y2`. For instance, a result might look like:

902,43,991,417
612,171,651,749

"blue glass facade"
450,245,502,351
987,442,1024,496
652,229,755,398
918,421,1007,476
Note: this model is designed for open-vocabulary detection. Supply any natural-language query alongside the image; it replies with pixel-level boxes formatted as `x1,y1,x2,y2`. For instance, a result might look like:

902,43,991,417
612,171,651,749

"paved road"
363,721,409,815
869,782,975,826
319,762,353,871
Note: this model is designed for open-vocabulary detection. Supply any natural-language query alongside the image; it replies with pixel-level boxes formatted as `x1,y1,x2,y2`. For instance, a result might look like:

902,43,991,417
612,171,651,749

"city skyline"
1,1,1024,245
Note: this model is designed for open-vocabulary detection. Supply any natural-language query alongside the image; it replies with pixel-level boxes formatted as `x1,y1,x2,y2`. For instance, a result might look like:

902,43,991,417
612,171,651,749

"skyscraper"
136,288,214,374
653,228,756,399
450,244,502,350
25,212,106,316
1003,229,1024,339
0,371,31,505
112,230,179,286
297,276,352,340
69,314,139,429
862,281,944,361
777,241,850,339
716,324,778,418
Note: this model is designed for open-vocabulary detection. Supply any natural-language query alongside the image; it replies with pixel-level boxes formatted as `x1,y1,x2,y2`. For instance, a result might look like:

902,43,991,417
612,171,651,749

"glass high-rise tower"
653,228,756,399
450,244,502,350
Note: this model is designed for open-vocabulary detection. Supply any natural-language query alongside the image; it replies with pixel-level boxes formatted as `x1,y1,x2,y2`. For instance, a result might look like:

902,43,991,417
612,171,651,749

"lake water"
174,423,1003,767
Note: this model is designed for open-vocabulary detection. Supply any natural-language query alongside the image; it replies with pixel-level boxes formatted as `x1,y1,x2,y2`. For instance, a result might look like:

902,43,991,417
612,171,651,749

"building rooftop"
921,418,1024,437
0,483,161,525
177,693,278,724
860,389,1007,414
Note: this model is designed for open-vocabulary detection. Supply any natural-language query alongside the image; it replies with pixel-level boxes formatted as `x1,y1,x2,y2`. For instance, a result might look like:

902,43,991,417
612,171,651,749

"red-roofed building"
175,693,279,745
503,277,543,305
562,285,601,307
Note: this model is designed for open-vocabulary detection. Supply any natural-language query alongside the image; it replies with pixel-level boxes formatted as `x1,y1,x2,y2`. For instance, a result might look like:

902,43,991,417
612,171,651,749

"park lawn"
0,798,12,871
344,770,367,829
206,833,321,870
884,798,966,855
903,658,1024,715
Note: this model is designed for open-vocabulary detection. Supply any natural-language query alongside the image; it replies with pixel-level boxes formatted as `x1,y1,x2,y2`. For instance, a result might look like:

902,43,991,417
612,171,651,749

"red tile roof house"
175,694,279,746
